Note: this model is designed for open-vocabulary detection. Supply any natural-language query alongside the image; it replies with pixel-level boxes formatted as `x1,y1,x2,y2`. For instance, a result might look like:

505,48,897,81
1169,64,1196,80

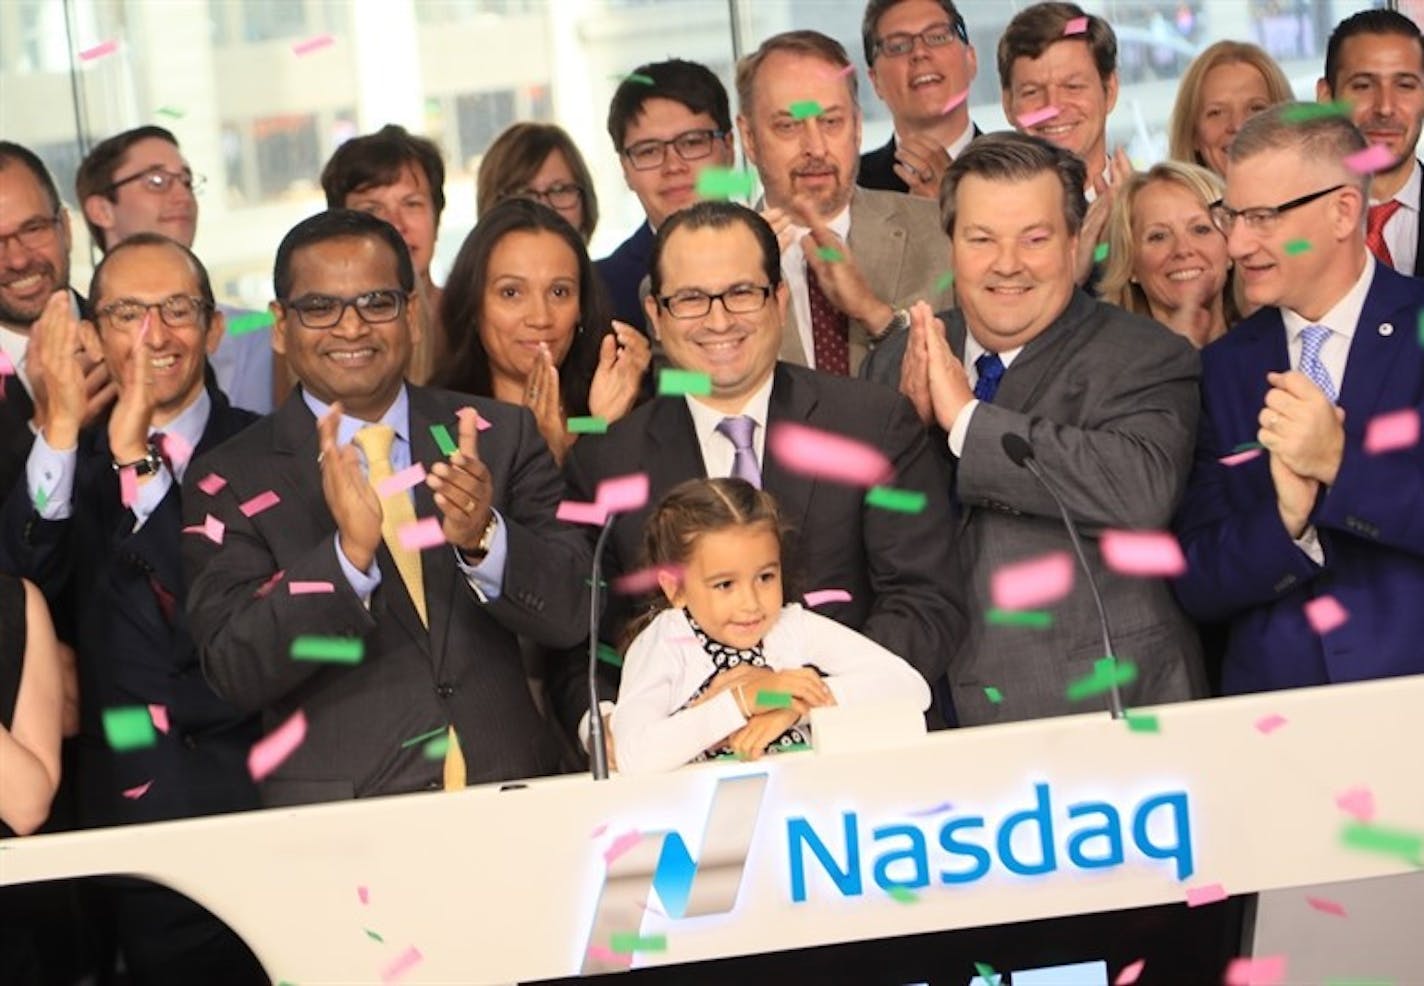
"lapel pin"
1379,322,1394,337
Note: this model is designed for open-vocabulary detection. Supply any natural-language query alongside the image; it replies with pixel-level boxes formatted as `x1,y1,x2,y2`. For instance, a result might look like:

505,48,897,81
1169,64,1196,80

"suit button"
437,684,454,698
183,734,197,749
426,781,440,790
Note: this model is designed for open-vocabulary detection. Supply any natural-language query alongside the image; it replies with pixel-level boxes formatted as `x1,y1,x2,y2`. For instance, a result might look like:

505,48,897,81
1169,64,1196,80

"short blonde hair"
1168,42,1293,171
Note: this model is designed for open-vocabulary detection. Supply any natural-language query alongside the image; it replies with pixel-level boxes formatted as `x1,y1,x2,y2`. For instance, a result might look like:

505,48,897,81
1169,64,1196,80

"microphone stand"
587,516,615,780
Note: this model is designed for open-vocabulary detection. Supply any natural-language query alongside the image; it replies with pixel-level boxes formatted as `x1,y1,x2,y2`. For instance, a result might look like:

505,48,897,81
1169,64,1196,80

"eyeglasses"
0,214,62,252
658,284,772,320
516,182,584,210
623,129,727,171
96,294,211,331
1208,184,1346,235
873,21,967,59
280,289,409,329
107,167,206,196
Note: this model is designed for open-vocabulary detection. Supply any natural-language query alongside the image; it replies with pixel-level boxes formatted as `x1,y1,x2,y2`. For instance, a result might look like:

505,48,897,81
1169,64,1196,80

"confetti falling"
1124,711,1160,733
456,405,493,432
694,167,757,201
1093,242,1110,264
422,734,449,760
290,635,364,664
1063,15,1089,34
804,588,852,607
32,485,49,511
1285,239,1312,255
1184,882,1228,907
1305,894,1348,917
291,34,335,56
400,726,446,750
974,961,1001,985
597,643,623,668
941,89,970,114
253,570,285,598
147,704,170,734
1224,955,1287,986
247,710,307,782
1017,106,1061,129
1219,448,1263,467
287,580,335,596
768,421,894,487
396,516,445,551
226,311,275,336
991,550,1074,611
155,106,184,119
1344,143,1395,176
1363,408,1420,454
603,829,642,864
365,928,384,943
556,500,609,526
1304,594,1349,635
1115,958,1146,985
1339,821,1424,864
118,466,138,508
622,73,655,86
357,885,370,904
238,490,281,518
610,932,667,954
380,945,423,984
79,39,120,62
934,271,955,293
1065,656,1138,701
984,686,1006,705
1100,529,1187,577
1335,785,1376,823
429,423,458,456
613,564,682,595
376,463,426,498
865,485,926,513
887,885,919,903
103,706,158,751
815,246,844,263
596,472,650,514
122,780,153,800
789,100,823,119
1282,100,1352,123
1254,713,1288,734
907,800,955,816
567,415,609,434
160,432,193,468
658,367,714,396
755,690,793,708
196,472,227,495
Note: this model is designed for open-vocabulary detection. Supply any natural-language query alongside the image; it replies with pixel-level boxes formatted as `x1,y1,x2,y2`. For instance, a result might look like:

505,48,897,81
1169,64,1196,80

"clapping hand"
428,406,495,556
317,403,382,572
587,321,651,425
523,343,571,464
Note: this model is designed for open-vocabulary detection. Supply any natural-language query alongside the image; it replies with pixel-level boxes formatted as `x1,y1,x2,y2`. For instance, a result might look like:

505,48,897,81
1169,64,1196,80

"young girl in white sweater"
611,478,930,774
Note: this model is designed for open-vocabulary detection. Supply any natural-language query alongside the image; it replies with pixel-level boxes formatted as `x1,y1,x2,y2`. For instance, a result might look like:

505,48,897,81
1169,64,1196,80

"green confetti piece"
155,105,185,119
364,928,383,942
290,635,364,664
695,167,757,201
597,643,623,668
778,741,812,753
1231,441,1264,453
429,423,457,456
864,485,927,514
583,576,608,588
755,689,793,708
984,686,1003,704
610,932,667,954
1125,711,1160,733
974,962,1001,985
567,415,609,435
815,246,844,263
32,486,49,511
934,271,955,293
399,726,446,749
1065,656,1139,702
1285,239,1312,255
226,311,275,336
789,99,823,119
658,368,713,396
986,608,1053,629
887,885,918,903
1092,242,1109,264
422,735,449,760
1282,100,1353,123
621,73,655,86
1340,821,1424,864
102,706,157,751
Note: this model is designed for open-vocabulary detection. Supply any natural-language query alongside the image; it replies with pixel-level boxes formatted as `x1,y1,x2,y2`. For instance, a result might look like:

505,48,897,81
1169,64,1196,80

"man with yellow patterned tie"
182,210,592,807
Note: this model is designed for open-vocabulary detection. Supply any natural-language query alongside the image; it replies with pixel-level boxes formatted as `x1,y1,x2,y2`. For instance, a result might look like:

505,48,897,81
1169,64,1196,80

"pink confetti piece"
1017,106,1062,129
1363,408,1420,454
1344,143,1395,176
357,885,370,905
396,516,445,551
1306,894,1348,917
254,569,285,599
1224,955,1286,986
603,829,641,864
247,709,307,782
1335,785,1376,823
182,513,225,545
122,780,153,800
147,704,169,734
119,466,138,508
1100,529,1187,577
804,588,853,607
196,472,227,495
941,89,970,114
1304,594,1349,635
0,351,14,376
159,431,193,468
291,33,335,57
612,564,682,595
1254,713,1287,734
1063,16,1089,35
991,550,1075,610
557,500,609,526
590,822,609,839
1115,958,1145,985
457,405,493,432
79,39,120,62
288,580,335,595
587,944,620,963
596,472,650,514
1185,882,1228,907
1218,448,1263,467
238,490,281,518
380,945,423,984
767,422,895,487
377,462,427,498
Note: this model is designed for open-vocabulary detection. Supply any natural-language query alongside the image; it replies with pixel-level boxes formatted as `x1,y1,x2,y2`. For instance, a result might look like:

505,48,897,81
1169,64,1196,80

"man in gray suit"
865,132,1206,725
736,30,954,376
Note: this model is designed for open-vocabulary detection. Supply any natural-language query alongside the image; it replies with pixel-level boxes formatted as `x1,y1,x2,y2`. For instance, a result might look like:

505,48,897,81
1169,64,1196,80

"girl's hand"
688,663,768,708
743,667,834,713
587,322,651,424
728,708,801,761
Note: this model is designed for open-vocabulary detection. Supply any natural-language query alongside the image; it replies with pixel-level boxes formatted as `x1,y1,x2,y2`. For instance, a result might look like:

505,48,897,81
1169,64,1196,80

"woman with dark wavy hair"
437,199,649,464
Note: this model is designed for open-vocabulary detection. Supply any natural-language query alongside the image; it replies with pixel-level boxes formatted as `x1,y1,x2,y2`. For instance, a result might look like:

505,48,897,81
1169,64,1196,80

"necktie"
1299,324,1338,404
1366,200,1402,269
974,352,1005,403
807,264,850,376
351,424,428,626
716,416,762,488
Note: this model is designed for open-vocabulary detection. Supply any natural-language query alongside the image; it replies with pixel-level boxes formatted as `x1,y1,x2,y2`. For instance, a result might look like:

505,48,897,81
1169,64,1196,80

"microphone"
587,516,615,780
1000,434,1124,719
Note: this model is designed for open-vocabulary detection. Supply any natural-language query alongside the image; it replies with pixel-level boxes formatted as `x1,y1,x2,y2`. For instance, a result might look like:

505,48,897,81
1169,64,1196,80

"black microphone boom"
998,433,1124,719
586,517,615,780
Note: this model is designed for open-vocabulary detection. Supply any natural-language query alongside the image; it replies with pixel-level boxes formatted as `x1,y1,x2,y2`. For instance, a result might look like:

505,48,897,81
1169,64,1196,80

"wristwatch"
464,512,500,563
869,307,910,344
112,441,164,477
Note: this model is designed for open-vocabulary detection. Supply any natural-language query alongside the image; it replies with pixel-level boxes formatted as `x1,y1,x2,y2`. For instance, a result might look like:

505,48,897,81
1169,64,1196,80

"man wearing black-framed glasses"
860,0,982,200
1175,106,1424,698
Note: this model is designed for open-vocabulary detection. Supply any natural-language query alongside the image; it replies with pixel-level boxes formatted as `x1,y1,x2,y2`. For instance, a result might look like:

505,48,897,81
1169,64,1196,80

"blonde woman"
1168,41,1293,176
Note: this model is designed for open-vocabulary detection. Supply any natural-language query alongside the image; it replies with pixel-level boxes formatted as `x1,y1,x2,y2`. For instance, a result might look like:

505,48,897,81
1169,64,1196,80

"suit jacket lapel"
1414,160,1424,278
778,295,810,366
762,364,817,540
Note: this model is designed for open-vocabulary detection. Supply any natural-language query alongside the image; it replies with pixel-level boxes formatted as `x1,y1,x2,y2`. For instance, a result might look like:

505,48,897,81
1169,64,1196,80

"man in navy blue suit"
1175,106,1424,694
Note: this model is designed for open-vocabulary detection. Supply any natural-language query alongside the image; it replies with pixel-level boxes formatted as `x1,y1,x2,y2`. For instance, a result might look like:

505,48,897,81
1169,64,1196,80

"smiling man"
1317,10,1424,276
736,30,953,376
864,133,1204,725
1175,107,1424,696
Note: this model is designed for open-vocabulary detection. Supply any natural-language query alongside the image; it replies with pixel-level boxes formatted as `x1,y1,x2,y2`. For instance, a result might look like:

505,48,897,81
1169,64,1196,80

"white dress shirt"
1372,157,1420,276
781,204,852,369
684,372,774,479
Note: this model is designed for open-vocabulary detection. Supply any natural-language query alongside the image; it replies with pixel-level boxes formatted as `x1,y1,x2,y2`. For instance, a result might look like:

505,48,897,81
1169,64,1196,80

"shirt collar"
1281,253,1375,344
963,330,1026,375
895,122,976,162
1378,157,1421,211
684,371,774,446
782,201,853,260
301,385,412,447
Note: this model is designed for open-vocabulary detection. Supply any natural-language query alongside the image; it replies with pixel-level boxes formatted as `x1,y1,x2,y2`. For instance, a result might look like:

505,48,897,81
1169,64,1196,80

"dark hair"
86,232,215,328
607,58,733,151
1324,10,1424,94
861,0,967,64
320,124,447,220
476,122,600,241
997,2,1116,91
0,141,62,215
737,30,859,117
941,131,1087,236
647,201,782,301
272,209,415,302
436,198,610,417
74,125,180,251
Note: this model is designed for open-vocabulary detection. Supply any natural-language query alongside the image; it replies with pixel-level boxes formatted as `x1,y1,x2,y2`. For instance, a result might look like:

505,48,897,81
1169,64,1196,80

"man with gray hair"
1175,106,1424,694
865,131,1204,725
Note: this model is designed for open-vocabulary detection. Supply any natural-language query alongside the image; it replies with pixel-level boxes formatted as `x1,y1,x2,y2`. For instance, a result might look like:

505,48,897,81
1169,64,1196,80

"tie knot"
352,423,396,465
1369,199,1403,234
1301,324,1331,351
715,415,757,451
976,351,1005,382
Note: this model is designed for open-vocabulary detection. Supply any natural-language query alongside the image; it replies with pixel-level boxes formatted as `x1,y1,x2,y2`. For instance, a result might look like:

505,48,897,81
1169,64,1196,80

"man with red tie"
1317,10,1424,276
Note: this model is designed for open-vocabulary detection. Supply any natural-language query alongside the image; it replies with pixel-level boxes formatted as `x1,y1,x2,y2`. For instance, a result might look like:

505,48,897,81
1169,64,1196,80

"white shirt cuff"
948,398,980,458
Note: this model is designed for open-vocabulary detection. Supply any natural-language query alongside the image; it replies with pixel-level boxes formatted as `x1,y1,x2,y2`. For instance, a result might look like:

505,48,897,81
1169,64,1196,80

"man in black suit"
559,201,961,743
183,210,591,807
1317,10,1424,277
859,0,982,198
0,142,115,500
0,234,264,982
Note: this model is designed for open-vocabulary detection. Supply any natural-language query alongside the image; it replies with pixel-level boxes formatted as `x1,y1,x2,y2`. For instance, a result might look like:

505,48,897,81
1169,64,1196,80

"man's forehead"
289,236,399,289
119,138,187,171
99,245,198,298
0,165,52,219
661,226,761,282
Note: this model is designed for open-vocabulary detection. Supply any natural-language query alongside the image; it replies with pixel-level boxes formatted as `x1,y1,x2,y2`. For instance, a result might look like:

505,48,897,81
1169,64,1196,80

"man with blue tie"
1175,107,1424,694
